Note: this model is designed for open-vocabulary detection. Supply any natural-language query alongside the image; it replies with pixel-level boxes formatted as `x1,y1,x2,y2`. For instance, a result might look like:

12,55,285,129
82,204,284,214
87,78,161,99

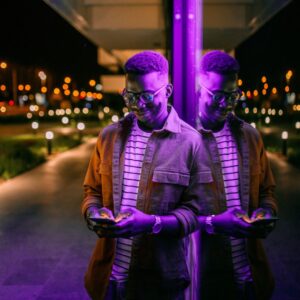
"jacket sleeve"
258,136,278,215
81,135,103,217
169,144,202,236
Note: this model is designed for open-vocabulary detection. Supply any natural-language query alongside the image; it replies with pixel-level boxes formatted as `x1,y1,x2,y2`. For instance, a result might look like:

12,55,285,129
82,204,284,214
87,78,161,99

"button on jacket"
82,106,203,300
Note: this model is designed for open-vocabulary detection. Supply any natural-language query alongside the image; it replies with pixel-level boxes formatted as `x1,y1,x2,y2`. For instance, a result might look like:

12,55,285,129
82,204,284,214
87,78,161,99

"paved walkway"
0,141,299,299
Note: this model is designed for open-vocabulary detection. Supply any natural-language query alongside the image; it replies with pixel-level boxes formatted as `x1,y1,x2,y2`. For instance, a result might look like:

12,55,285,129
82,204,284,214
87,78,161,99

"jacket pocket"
152,170,190,186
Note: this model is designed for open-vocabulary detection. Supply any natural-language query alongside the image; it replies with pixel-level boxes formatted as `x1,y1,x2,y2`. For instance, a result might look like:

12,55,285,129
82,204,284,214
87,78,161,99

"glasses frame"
200,84,242,105
122,84,166,106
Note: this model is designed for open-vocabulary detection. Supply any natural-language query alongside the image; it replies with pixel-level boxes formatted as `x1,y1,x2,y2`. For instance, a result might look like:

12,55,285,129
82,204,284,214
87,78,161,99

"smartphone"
89,216,116,225
251,217,279,225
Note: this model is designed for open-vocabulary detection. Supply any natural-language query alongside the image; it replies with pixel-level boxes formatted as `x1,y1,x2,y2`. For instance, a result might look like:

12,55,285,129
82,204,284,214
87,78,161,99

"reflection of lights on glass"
62,84,69,90
263,83,268,89
0,84,6,91
82,108,89,114
103,106,110,113
271,109,276,116
285,86,290,93
39,111,45,117
261,108,266,115
45,131,54,140
80,91,86,98
272,87,277,94
29,105,35,112
281,131,288,140
295,122,300,130
267,108,272,115
31,121,39,130
112,115,119,122
297,105,300,111
278,109,283,116
253,90,258,97
18,84,24,91
265,116,270,124
98,111,104,120
262,89,267,95
250,122,256,128
237,79,243,86
27,112,33,119
48,110,54,116
77,122,85,130
253,107,258,114
245,107,249,114
62,116,69,124
261,76,267,83
0,106,7,113
64,90,71,96
246,91,251,98
25,84,31,91
74,107,80,114
124,112,129,117
122,107,129,113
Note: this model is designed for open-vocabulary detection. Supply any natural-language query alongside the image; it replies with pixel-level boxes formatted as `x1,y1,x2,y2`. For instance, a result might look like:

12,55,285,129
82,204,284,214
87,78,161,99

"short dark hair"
200,50,240,75
124,51,169,75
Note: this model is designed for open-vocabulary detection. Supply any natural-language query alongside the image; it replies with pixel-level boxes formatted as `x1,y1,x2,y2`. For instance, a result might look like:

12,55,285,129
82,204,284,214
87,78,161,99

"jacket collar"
119,105,181,134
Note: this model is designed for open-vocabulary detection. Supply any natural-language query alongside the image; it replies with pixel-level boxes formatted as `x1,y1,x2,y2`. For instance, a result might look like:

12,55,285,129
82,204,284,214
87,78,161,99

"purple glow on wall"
172,0,203,128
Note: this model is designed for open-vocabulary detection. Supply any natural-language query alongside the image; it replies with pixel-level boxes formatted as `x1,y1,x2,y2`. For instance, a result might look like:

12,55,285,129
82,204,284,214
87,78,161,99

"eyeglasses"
201,84,242,105
122,85,166,106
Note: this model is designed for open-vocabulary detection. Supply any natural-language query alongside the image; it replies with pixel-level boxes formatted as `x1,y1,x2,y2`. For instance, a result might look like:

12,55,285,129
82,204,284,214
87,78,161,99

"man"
191,50,278,300
82,51,203,300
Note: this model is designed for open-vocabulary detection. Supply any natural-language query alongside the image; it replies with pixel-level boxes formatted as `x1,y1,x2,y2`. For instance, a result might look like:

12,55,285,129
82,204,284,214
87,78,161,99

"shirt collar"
119,105,181,134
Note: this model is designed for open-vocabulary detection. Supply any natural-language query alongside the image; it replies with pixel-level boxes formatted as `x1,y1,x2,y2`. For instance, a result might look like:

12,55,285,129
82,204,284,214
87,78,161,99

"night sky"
236,0,300,93
0,0,101,86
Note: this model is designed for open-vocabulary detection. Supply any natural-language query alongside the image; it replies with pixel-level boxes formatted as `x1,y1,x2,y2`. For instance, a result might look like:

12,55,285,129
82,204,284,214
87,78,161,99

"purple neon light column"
172,0,202,127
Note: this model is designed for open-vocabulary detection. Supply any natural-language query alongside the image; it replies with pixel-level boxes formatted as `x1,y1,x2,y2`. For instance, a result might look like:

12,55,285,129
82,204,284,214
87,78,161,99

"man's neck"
138,110,169,132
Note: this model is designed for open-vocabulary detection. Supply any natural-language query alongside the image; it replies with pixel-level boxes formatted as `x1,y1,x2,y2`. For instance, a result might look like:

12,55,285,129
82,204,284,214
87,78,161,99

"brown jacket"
82,107,204,300
195,113,278,300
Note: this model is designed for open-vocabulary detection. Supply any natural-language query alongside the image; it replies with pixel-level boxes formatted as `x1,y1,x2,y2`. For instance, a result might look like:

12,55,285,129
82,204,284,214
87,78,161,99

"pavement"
0,140,299,299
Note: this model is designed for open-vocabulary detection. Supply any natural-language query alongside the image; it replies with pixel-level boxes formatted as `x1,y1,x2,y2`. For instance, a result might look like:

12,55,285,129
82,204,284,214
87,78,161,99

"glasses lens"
140,92,154,103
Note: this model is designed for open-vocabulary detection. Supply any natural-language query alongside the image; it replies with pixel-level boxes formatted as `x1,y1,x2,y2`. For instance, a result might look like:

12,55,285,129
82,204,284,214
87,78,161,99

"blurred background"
0,0,299,299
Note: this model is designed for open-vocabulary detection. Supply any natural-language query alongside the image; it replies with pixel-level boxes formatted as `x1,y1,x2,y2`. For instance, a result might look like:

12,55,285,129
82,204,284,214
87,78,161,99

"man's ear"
166,83,173,98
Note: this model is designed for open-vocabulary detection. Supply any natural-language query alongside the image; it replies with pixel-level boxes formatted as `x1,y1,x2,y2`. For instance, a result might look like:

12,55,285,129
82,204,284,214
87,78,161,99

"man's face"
125,72,170,128
199,71,238,124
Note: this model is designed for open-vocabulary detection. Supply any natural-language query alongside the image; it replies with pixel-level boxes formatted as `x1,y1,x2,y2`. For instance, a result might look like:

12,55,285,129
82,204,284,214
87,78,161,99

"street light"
281,131,288,156
31,121,39,134
295,122,300,134
77,122,85,141
45,131,54,155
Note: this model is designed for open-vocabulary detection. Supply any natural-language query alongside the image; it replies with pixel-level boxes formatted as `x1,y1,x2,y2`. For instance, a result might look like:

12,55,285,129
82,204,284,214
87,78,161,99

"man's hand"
211,208,256,238
86,207,114,236
249,207,276,238
97,207,155,238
